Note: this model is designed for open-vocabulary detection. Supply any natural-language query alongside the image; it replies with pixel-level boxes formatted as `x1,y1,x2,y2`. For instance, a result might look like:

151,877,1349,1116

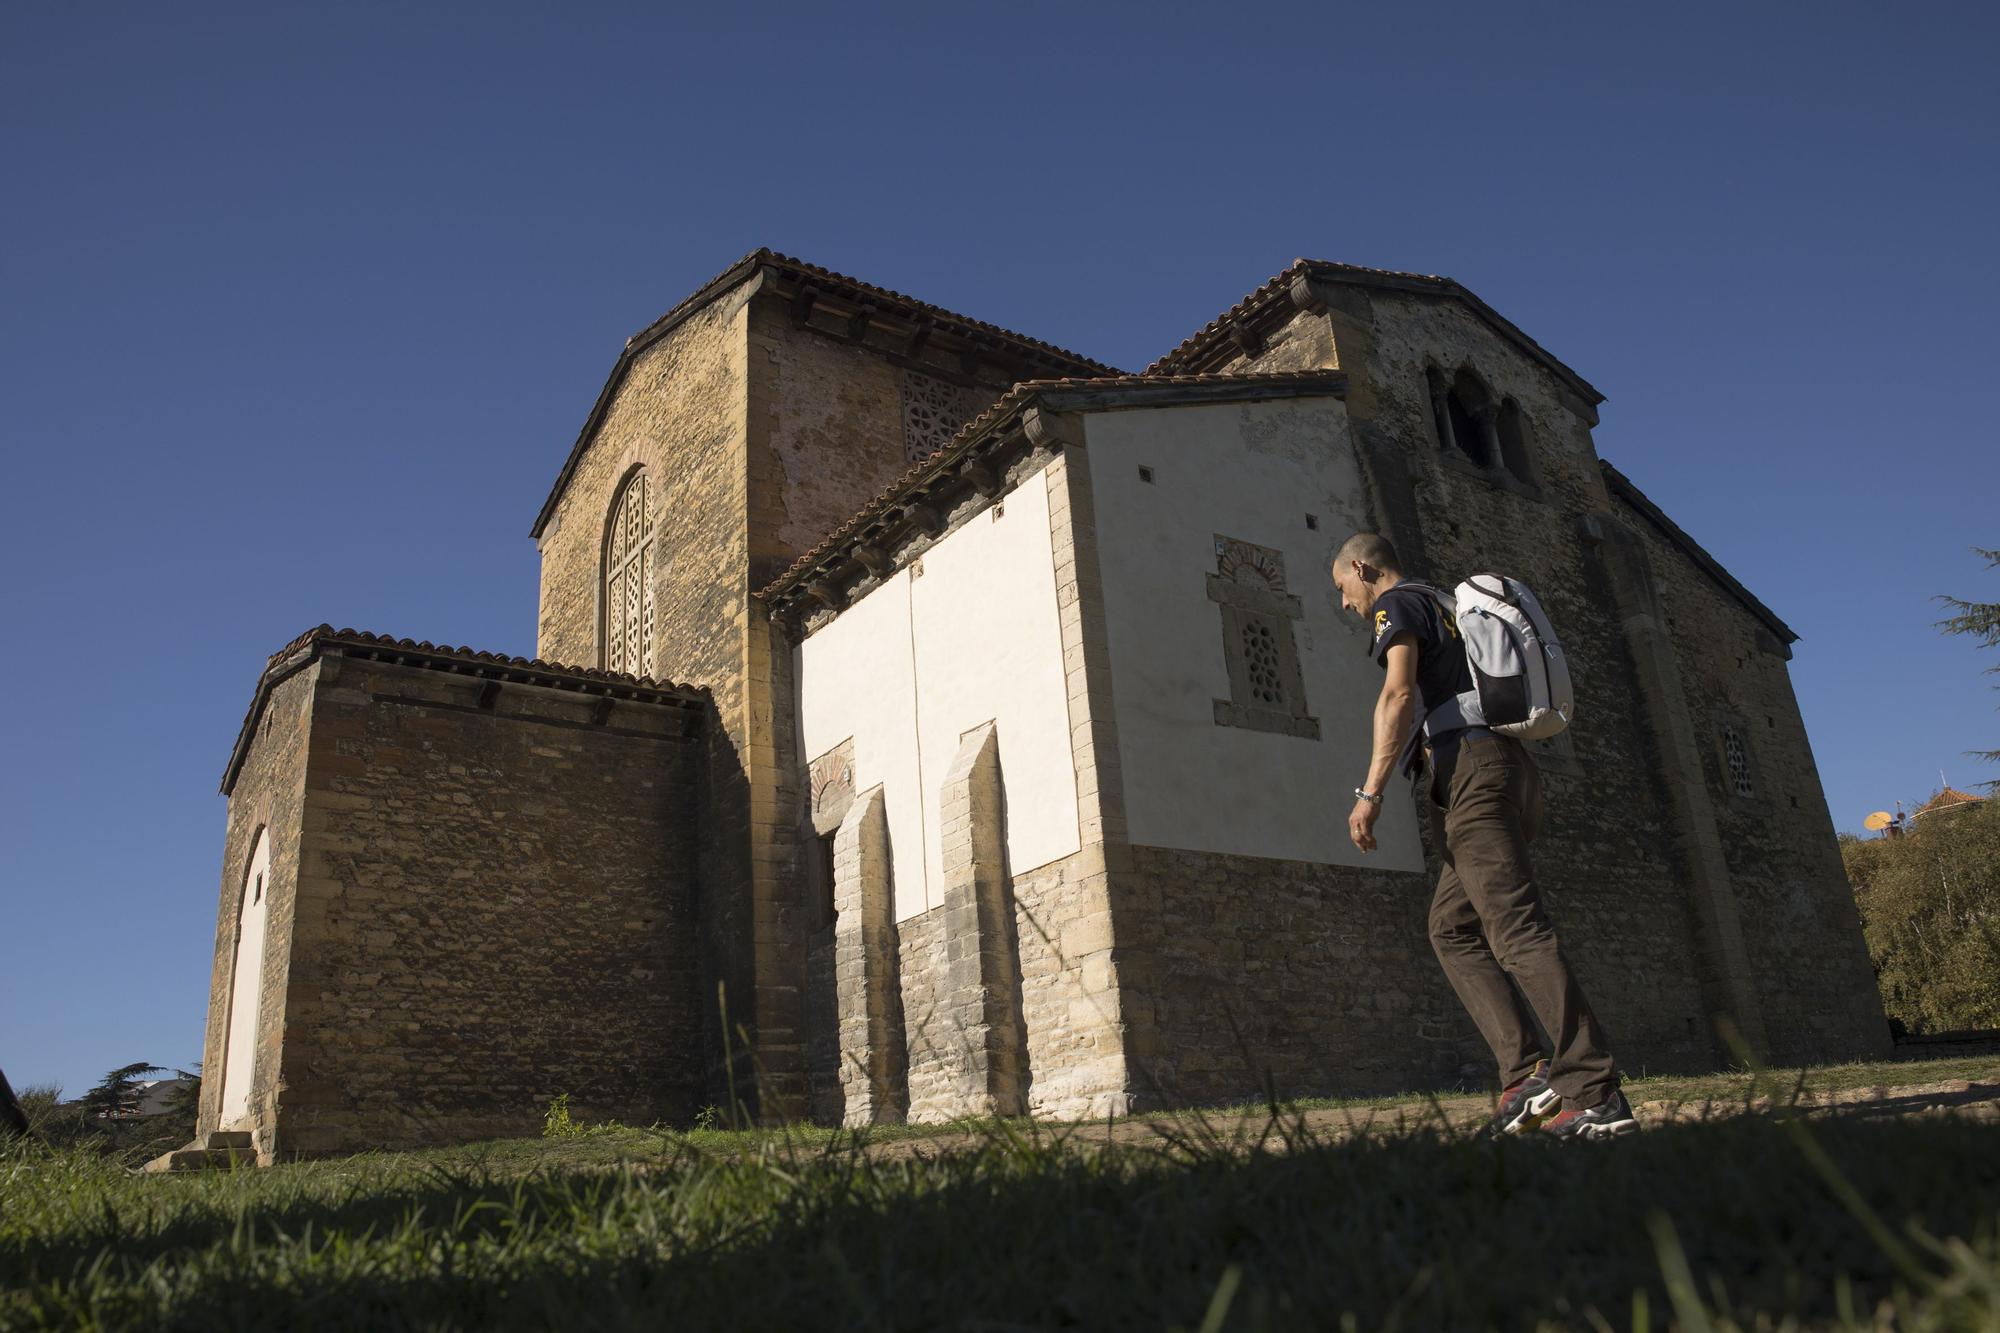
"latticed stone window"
900,370,985,462
1209,536,1319,740
1722,726,1755,798
604,470,657,678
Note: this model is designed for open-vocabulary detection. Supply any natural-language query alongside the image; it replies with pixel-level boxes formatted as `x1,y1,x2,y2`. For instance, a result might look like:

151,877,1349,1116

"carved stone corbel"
808,578,847,612
853,543,895,578
1021,407,1080,450
791,283,820,327
904,501,944,537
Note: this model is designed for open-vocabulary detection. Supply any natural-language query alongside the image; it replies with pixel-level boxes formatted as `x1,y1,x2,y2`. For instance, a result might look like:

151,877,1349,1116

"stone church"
195,250,1888,1159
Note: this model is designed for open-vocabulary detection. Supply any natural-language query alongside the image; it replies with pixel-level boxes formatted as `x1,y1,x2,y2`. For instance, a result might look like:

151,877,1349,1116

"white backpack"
1409,575,1574,743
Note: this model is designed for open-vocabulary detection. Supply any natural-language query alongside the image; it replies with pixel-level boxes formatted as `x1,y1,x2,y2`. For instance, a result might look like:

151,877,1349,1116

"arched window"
604,470,657,678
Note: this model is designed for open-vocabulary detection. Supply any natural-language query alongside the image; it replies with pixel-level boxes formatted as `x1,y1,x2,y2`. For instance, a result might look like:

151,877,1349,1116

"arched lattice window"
604,471,657,678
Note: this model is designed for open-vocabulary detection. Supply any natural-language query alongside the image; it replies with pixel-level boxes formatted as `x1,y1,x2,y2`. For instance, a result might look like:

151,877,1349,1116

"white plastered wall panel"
1085,398,1426,872
796,570,927,921
796,474,1080,920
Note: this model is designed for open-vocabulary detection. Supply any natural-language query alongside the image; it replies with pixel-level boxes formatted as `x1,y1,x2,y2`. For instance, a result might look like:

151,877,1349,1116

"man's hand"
1348,796,1381,852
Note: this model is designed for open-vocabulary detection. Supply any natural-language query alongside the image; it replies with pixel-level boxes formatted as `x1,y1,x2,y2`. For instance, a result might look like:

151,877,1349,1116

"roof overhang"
221,626,709,795
1146,259,1605,408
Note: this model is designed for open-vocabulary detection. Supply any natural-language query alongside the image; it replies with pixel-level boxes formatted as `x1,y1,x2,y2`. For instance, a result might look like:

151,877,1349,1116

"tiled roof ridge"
530,248,1121,539
756,370,1347,603
224,625,708,794
656,248,1119,373
1142,258,1604,404
265,624,706,695
1914,786,1987,817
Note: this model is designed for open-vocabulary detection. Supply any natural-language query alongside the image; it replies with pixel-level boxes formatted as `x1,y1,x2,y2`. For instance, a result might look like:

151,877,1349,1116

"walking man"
1331,531,1637,1139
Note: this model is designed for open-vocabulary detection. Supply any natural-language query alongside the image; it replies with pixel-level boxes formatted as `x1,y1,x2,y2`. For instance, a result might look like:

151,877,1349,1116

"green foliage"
1934,545,2000,777
1845,797,2000,1033
162,1066,202,1122
541,1092,579,1139
541,1093,627,1141
77,1062,163,1123
4,1063,2000,1330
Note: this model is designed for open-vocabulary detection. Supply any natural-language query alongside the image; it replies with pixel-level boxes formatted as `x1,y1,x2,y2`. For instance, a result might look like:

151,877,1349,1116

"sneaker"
1540,1088,1639,1141
1487,1059,1560,1137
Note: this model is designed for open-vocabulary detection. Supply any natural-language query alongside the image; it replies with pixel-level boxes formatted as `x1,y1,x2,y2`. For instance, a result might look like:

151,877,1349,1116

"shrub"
1845,796,2000,1033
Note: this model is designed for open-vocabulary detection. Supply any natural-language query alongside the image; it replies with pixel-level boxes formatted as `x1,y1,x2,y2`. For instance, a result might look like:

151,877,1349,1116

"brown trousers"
1429,732,1618,1107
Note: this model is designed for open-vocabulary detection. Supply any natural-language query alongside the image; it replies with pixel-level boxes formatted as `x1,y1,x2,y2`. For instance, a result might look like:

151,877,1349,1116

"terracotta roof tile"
261,625,705,693
223,626,708,794
1912,787,1988,820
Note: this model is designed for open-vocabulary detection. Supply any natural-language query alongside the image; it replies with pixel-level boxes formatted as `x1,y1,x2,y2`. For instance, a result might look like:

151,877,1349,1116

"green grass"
4,1058,2000,1330
408,1052,2000,1174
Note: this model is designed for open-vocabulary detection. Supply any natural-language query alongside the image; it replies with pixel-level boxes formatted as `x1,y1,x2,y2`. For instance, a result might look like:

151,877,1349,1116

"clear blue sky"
4,2,1995,1099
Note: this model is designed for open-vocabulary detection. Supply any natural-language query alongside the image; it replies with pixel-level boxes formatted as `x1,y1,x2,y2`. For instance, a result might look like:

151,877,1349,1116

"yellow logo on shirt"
1373,609,1390,642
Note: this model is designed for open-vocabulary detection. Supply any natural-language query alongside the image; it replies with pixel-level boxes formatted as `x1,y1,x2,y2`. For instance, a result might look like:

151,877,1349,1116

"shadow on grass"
6,1110,2000,1330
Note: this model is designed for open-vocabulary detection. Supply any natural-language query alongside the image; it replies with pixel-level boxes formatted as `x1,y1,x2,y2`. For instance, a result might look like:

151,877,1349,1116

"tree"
1843,795,2000,1034
162,1064,202,1121
1935,545,2000,785
79,1062,164,1122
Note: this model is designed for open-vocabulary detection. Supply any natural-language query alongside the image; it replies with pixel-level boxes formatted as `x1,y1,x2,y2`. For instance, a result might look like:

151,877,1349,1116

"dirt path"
853,1067,2000,1161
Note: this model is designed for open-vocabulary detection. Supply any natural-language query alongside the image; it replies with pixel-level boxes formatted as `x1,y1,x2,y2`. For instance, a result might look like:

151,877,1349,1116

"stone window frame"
1425,363,1542,497
600,466,657,678
1209,536,1320,741
1710,709,1762,804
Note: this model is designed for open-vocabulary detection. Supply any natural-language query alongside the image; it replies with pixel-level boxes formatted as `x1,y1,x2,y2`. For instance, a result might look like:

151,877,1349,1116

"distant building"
131,1077,195,1118
1909,786,1989,827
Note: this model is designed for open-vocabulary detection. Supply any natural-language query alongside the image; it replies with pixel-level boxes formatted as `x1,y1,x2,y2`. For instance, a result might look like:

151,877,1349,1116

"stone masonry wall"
1198,288,1731,1073
885,846,1124,1122
1194,280,1887,1067
197,666,316,1157
1124,845,1472,1102
1617,497,1890,1062
534,292,753,1109
743,295,1016,1116
271,653,704,1156
896,904,951,1117
745,296,1010,582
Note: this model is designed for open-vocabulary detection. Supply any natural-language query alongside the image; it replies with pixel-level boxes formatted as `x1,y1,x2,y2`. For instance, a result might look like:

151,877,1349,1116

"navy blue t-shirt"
1368,583,1481,802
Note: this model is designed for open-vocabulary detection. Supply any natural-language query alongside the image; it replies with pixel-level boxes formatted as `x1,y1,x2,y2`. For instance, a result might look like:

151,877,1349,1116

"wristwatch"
1353,787,1383,805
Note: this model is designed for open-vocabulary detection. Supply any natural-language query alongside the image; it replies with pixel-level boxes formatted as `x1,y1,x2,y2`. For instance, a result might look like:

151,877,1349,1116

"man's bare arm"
1366,636,1419,794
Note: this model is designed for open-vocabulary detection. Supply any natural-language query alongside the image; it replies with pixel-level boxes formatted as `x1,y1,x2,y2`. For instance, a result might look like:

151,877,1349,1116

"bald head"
1332,532,1401,576
1330,531,1404,617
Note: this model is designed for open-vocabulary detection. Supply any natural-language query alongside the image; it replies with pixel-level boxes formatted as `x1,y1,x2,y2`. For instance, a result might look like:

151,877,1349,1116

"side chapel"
195,251,1888,1159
